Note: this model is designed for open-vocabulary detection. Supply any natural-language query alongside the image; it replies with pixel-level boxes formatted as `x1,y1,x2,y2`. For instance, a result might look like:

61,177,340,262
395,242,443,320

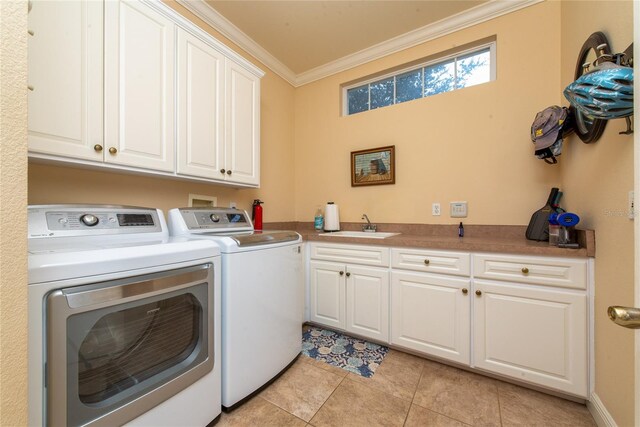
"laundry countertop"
264,222,595,258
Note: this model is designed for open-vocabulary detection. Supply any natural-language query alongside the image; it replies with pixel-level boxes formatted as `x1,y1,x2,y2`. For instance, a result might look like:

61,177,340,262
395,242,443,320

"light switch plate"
432,203,441,216
450,201,468,218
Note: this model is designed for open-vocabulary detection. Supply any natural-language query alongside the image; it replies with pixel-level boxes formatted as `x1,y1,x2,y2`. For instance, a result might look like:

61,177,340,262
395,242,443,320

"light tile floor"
217,350,596,427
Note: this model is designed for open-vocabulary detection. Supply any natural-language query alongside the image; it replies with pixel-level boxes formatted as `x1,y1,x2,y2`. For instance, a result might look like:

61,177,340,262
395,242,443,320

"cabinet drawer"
310,243,389,267
391,248,470,276
473,254,587,290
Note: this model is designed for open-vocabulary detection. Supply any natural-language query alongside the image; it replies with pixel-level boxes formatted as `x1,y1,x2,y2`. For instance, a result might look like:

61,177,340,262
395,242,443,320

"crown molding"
177,0,543,88
175,0,297,85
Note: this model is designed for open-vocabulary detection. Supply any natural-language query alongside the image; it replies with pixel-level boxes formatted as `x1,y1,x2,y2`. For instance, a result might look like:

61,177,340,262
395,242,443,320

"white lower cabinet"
309,261,345,330
391,271,470,364
473,279,587,396
306,242,590,398
309,259,389,342
346,265,389,342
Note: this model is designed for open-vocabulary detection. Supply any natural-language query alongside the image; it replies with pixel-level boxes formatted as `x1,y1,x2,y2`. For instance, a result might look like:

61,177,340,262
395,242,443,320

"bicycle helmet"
563,61,633,120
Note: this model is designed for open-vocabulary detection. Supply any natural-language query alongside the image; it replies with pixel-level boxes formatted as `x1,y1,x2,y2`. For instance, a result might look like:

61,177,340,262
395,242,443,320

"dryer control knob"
210,214,220,222
80,214,99,227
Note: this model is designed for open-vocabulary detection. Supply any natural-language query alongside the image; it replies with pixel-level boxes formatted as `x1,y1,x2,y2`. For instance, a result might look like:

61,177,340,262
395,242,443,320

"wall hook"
619,116,634,135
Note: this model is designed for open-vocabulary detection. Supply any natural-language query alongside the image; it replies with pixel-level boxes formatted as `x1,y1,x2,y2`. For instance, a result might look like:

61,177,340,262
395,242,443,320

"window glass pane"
370,77,394,110
347,85,369,114
456,48,491,89
395,69,423,104
424,60,455,97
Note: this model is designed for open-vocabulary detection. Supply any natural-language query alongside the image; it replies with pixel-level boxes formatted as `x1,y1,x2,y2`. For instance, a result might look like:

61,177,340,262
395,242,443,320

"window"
344,42,495,116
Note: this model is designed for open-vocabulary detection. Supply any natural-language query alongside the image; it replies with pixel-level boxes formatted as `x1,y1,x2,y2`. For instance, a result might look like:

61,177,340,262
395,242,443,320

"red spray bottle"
252,199,264,231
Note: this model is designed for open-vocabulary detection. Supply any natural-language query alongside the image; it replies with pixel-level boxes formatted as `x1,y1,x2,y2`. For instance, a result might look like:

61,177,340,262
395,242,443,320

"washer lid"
230,230,300,247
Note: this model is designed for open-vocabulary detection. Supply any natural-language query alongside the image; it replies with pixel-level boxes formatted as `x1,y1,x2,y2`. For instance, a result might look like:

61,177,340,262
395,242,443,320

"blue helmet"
563,62,633,120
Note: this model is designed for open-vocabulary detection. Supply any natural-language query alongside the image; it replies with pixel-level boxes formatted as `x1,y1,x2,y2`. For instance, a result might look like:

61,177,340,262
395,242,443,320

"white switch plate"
450,201,468,218
229,201,237,209
432,203,441,216
629,191,634,220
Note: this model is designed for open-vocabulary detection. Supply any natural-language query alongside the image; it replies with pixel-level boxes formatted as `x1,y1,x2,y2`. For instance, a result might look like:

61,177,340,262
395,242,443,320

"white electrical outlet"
432,203,441,216
229,201,237,209
450,201,468,218
629,191,635,220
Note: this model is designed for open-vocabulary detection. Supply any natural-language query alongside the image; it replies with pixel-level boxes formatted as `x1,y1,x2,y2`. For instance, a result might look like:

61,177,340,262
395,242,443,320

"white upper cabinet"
104,0,176,172
225,60,261,186
175,29,261,186
28,0,263,187
176,28,225,179
28,0,103,161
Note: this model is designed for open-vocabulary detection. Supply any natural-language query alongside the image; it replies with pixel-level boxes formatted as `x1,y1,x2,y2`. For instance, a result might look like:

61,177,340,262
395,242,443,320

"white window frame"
342,41,497,116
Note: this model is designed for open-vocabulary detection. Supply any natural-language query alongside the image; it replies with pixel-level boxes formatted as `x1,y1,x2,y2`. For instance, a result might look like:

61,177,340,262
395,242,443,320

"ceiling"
204,1,487,75
179,0,540,86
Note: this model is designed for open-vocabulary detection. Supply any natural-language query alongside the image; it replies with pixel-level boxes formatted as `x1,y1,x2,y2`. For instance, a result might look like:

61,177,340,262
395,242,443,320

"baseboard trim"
588,393,617,427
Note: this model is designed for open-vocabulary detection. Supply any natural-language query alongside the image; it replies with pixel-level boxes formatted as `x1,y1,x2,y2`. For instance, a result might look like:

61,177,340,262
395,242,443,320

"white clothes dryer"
28,205,221,427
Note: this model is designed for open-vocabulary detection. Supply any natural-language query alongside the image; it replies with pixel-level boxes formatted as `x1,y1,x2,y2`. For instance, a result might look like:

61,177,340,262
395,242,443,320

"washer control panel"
178,208,253,232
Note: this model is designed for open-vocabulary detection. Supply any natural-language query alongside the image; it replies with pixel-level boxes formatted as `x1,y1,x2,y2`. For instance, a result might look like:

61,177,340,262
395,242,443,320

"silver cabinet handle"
608,306,640,329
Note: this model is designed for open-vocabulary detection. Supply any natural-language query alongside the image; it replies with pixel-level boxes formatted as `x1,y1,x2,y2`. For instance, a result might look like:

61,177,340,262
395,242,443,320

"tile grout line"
496,382,504,427
256,396,309,425
305,369,350,424
409,364,475,426
402,361,425,427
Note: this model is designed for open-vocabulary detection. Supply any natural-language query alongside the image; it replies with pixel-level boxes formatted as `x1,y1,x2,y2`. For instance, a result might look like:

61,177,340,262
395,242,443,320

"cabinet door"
28,0,103,161
391,271,470,364
346,265,389,342
309,261,345,330
104,0,175,172
225,60,260,186
473,279,587,397
176,29,225,179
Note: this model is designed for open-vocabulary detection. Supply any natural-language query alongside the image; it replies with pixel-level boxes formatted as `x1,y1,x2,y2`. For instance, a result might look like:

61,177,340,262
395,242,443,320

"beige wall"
294,1,562,224
0,0,29,425
560,2,635,425
29,0,296,222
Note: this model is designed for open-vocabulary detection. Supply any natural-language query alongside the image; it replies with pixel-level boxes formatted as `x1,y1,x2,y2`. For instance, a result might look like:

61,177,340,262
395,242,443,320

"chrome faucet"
362,214,377,232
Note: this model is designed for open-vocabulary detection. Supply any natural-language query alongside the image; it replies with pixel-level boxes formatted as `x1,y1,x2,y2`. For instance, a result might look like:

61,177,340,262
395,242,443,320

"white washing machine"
168,207,303,409
28,205,221,427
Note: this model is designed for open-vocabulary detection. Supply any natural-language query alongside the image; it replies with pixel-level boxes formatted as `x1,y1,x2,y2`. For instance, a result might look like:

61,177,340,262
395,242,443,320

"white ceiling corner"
176,0,543,88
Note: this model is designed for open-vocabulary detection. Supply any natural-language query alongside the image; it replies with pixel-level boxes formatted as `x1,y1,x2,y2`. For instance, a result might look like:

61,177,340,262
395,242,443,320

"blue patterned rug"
301,327,388,378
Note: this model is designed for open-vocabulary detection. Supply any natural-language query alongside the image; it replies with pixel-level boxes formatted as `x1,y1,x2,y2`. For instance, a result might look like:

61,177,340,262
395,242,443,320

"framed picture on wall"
351,145,395,187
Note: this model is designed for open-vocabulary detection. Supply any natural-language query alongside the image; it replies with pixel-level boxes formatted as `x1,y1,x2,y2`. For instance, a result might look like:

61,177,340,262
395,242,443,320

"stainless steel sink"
322,231,400,239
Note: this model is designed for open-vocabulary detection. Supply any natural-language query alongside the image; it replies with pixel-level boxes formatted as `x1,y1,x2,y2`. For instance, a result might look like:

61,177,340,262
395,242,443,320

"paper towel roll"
324,202,340,231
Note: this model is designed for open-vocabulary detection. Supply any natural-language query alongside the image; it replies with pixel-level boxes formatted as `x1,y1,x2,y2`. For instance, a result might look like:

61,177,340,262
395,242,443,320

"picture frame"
351,145,395,187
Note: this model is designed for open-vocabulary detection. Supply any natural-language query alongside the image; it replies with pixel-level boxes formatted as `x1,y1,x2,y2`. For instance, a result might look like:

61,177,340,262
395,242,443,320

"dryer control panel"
28,205,164,238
